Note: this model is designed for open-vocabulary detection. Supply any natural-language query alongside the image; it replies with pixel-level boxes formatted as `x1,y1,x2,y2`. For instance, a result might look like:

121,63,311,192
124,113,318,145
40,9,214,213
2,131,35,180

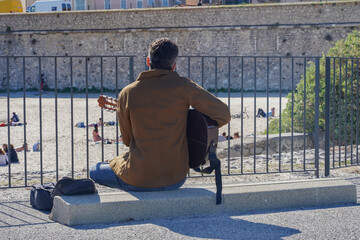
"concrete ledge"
50,178,357,226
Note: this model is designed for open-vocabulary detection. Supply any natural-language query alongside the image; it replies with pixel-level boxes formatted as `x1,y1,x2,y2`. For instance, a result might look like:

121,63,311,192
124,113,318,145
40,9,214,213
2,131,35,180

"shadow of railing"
0,200,54,228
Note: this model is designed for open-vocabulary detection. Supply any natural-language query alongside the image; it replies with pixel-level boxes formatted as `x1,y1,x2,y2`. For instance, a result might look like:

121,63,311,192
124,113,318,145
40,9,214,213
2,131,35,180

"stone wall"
1,1,360,90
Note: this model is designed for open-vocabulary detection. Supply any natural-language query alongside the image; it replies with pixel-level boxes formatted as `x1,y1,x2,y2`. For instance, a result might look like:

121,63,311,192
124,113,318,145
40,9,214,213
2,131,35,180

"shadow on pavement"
0,197,301,239
150,216,301,239
0,200,54,228
73,214,301,239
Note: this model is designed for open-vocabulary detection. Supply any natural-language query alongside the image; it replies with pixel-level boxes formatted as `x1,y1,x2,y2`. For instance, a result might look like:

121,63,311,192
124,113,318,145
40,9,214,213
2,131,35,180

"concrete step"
49,178,356,226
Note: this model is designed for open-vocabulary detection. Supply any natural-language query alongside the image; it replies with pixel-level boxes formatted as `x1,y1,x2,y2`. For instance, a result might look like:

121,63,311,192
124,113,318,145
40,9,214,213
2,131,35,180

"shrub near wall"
268,31,360,145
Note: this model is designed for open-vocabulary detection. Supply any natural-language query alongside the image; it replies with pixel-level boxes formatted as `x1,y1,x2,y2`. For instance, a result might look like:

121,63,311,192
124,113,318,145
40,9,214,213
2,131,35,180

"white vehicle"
29,0,71,12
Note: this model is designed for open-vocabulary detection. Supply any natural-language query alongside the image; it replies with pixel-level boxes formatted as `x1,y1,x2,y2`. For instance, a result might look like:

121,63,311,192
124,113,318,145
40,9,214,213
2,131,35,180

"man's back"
110,69,230,188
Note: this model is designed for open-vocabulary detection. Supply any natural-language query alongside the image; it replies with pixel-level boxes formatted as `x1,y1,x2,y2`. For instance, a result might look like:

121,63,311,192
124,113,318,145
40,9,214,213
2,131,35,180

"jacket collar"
136,69,178,81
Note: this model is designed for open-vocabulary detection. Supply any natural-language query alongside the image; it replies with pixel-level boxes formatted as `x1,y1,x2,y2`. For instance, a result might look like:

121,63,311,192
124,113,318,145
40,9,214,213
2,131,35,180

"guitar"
97,95,219,169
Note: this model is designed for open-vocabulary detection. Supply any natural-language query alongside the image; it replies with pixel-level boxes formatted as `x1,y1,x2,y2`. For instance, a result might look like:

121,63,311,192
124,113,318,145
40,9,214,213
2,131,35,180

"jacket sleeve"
117,90,133,147
183,79,231,128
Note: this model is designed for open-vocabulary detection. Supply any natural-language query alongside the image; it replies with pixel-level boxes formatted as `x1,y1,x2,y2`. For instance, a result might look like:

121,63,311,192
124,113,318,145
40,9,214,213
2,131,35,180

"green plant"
267,31,360,145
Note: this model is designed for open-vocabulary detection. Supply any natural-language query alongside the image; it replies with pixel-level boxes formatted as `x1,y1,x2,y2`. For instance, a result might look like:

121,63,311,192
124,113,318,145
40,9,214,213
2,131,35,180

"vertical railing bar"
129,56,134,83
338,59,342,167
344,60,348,166
55,57,59,181
303,57,307,171
325,58,331,176
215,57,218,97
198,57,203,174
86,57,89,178
266,57,269,173
23,57,27,186
350,59,354,164
291,58,294,171
100,57,104,162
279,57,282,172
227,57,231,175
253,57,257,174
188,57,190,78
6,57,11,187
188,55,191,180
115,57,119,156
241,57,244,175
201,57,204,88
144,57,148,71
332,58,336,168
314,58,320,178
70,57,74,178
184,61,190,177
39,57,43,184
356,59,359,165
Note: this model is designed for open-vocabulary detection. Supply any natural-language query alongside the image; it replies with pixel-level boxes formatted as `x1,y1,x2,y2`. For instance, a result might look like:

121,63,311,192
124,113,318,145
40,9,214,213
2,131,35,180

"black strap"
193,141,222,205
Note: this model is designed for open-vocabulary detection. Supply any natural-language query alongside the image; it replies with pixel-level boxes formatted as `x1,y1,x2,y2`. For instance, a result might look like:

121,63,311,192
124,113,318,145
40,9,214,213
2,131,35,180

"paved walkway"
0,177,359,239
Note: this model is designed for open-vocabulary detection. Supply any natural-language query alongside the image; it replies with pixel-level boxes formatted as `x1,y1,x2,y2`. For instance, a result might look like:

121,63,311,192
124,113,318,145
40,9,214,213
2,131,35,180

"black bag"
52,177,97,197
30,178,96,211
30,183,56,211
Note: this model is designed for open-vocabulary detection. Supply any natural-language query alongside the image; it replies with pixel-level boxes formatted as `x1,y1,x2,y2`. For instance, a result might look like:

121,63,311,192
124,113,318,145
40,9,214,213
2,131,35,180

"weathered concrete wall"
1,1,360,90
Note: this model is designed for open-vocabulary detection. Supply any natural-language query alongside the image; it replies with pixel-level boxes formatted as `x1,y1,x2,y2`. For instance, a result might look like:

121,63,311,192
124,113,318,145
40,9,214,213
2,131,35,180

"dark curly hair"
148,38,179,70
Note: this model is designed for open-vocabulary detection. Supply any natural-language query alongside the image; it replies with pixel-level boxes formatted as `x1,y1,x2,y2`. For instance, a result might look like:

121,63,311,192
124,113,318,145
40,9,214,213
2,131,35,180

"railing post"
38,57,43,184
6,57,11,187
314,58,320,178
85,57,89,179
130,56,135,83
144,56,148,71
23,57,28,186
70,57,74,178
55,57,59,181
325,58,331,176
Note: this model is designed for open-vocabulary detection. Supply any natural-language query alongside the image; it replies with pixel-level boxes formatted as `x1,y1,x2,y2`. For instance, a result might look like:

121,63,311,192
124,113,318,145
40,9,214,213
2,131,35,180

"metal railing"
0,55,359,188
326,57,360,173
0,56,135,187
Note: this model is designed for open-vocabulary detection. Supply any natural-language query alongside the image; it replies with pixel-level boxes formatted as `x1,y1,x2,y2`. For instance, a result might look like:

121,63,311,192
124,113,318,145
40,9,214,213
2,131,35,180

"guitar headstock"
98,95,118,112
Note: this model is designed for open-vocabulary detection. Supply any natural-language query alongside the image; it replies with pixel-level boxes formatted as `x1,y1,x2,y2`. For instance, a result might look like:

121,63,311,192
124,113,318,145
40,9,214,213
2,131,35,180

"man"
90,38,231,191
10,112,19,125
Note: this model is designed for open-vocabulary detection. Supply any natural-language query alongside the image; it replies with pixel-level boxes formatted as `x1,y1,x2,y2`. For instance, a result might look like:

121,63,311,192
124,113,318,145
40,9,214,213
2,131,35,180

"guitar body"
187,109,218,169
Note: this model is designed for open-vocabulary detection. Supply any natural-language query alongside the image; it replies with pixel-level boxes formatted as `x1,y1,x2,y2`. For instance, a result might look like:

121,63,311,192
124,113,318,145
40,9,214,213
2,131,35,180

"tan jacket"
110,69,231,188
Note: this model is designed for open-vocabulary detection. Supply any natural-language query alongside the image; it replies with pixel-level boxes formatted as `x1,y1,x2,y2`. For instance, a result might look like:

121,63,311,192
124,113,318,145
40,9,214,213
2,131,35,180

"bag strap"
193,140,222,205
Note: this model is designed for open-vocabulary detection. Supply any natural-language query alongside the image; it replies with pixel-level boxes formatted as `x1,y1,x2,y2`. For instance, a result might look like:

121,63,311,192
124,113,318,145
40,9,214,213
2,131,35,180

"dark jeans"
90,162,185,192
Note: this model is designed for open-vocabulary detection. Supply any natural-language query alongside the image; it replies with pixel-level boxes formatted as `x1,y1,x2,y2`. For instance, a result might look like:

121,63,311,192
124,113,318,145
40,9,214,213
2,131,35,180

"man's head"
147,38,179,71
